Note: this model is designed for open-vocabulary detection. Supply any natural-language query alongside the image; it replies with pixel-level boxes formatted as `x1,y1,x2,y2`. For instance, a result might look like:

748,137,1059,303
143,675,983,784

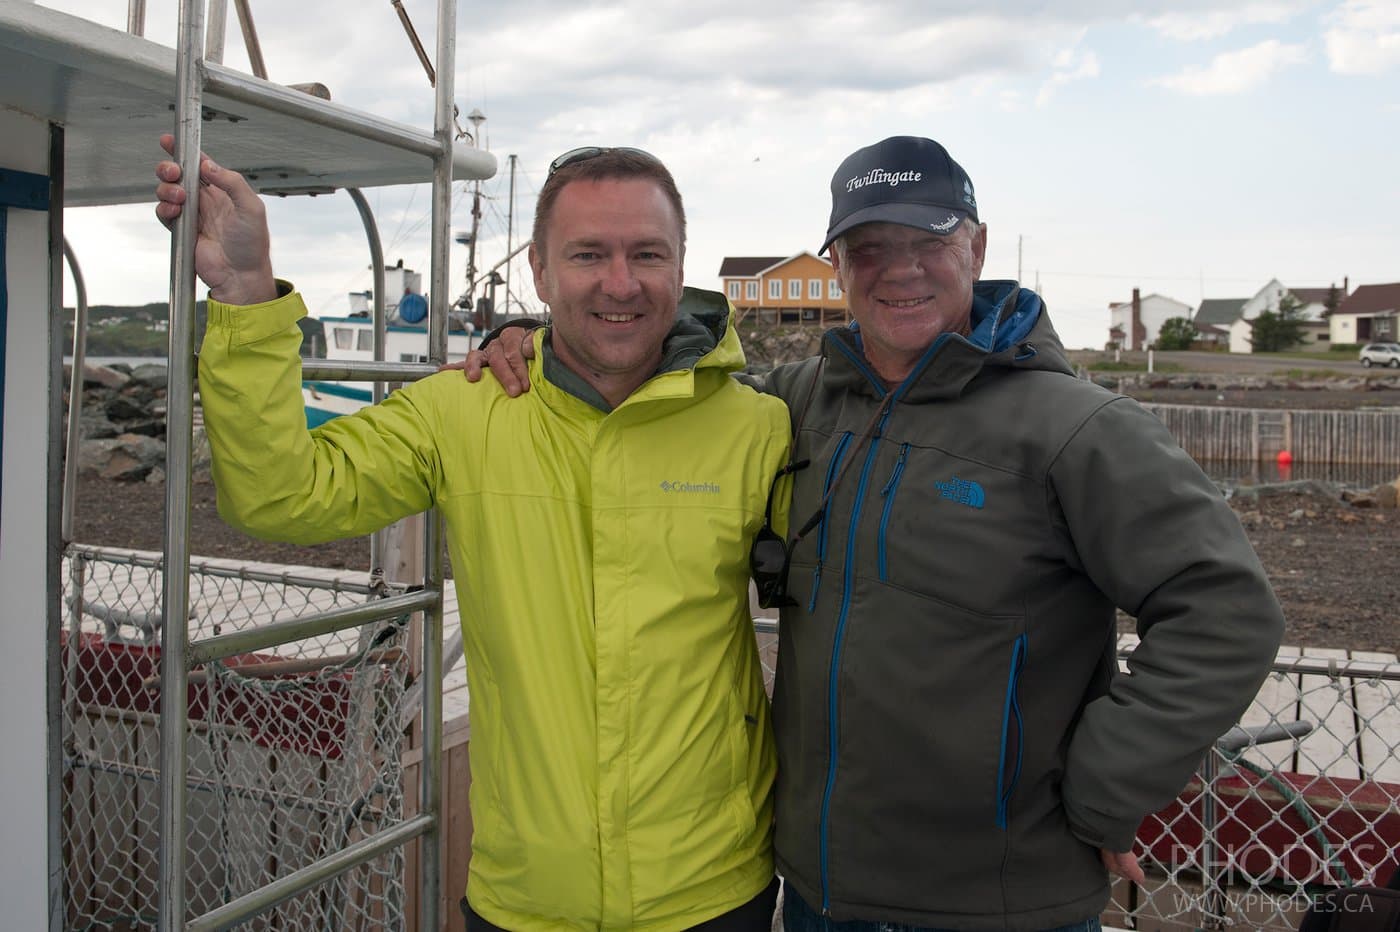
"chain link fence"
60,546,412,931
56,556,1400,932
1108,648,1400,931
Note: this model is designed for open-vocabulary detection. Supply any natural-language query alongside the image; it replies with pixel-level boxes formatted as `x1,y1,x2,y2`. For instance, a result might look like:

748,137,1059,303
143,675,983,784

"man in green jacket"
468,136,1286,932
155,139,788,931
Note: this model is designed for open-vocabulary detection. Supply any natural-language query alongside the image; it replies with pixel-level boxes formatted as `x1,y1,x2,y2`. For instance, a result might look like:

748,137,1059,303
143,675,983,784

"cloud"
1153,39,1309,94
1036,47,1100,106
1324,0,1400,74
1142,2,1309,41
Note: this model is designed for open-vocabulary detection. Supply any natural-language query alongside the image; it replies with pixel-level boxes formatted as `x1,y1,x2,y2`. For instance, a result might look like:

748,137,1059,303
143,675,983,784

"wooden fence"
1141,403,1400,464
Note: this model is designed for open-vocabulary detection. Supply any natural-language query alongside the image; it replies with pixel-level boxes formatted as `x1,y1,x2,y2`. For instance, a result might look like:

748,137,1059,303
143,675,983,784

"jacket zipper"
876,443,910,581
819,405,893,913
809,432,853,611
995,634,1029,829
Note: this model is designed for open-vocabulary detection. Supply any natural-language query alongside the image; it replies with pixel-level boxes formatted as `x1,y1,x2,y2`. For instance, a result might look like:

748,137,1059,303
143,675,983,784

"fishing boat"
301,262,484,425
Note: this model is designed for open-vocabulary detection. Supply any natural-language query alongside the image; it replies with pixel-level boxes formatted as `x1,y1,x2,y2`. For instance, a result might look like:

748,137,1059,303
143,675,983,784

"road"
1068,349,1388,376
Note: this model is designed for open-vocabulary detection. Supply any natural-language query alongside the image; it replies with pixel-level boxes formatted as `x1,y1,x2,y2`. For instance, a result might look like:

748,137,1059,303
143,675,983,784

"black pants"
462,876,780,931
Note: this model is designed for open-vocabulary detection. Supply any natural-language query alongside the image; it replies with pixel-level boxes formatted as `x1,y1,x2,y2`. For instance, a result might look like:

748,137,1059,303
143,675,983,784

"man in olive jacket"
468,136,1285,932
764,137,1284,931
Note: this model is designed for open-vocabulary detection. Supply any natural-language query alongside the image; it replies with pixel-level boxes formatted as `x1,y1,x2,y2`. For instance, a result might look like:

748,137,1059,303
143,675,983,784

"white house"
1227,279,1339,353
1108,290,1193,350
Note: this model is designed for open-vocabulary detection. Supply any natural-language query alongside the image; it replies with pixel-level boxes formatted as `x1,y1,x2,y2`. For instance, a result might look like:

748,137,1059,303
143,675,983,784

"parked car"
1359,342,1400,368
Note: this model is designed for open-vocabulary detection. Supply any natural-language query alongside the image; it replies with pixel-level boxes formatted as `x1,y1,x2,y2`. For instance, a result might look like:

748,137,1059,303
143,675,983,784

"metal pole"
46,123,68,932
205,0,228,64
230,0,267,79
346,188,388,573
1199,749,1226,930
421,0,456,925
160,0,207,925
505,154,516,316
126,0,147,36
60,239,87,542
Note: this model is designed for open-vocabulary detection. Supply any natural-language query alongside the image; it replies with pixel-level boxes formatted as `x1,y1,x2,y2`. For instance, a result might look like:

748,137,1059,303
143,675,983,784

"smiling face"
529,177,685,407
831,220,987,385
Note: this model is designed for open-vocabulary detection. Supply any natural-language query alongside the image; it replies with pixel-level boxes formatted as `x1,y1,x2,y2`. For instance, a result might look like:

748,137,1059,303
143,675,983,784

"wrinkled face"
530,177,684,405
831,220,987,384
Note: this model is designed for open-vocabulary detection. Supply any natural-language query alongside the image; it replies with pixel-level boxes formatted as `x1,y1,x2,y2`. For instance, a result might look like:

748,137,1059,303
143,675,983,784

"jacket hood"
660,286,745,375
539,286,743,412
822,280,1074,402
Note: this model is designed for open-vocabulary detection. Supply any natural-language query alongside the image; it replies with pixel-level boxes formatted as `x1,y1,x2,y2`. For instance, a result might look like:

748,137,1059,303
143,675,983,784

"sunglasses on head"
547,146,661,177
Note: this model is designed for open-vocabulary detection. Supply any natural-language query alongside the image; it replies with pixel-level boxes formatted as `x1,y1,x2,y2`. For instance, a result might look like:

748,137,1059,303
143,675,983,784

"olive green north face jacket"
198,288,790,930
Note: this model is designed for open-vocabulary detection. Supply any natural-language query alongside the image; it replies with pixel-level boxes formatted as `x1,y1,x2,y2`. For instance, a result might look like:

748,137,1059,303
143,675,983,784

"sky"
44,0,1400,350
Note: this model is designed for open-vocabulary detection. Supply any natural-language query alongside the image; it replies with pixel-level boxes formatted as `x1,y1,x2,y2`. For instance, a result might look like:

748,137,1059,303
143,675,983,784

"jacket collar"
820,281,1072,403
539,286,741,413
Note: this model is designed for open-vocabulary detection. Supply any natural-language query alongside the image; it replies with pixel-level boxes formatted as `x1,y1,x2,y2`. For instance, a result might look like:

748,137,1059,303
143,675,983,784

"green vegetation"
1155,317,1196,351
1271,368,1349,379
1087,361,1185,373
64,301,207,356
1248,294,1307,353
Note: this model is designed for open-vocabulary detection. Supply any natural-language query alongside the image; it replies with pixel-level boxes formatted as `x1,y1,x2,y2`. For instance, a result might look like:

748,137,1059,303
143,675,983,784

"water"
1201,458,1395,491
66,355,166,369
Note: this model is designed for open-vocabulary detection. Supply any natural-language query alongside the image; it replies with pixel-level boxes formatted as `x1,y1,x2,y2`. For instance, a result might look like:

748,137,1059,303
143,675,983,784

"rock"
80,364,130,390
1289,509,1305,519
1375,483,1398,509
77,411,120,440
120,419,165,439
1342,490,1377,508
1252,479,1336,498
79,433,165,482
129,364,168,388
1291,537,1307,547
104,396,149,421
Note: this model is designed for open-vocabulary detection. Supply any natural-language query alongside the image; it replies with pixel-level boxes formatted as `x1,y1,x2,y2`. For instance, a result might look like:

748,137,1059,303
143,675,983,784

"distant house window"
358,330,374,351
789,279,802,300
809,279,822,299
334,327,355,350
768,279,782,300
828,278,841,299
746,281,759,301
727,281,740,300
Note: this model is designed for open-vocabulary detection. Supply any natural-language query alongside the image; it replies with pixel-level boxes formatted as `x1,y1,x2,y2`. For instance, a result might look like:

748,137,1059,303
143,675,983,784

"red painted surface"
61,631,372,759
1139,770,1400,888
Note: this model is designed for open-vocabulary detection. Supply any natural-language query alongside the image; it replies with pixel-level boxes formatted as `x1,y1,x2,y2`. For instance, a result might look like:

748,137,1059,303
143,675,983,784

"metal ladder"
155,0,468,927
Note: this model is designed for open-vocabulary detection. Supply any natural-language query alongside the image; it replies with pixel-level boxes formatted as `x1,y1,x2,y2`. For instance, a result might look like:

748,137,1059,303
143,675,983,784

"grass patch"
1087,361,1185,373
1271,368,1350,379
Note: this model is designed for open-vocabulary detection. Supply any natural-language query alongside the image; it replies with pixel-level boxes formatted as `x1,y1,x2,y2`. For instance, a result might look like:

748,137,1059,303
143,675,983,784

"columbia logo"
935,476,985,509
659,480,721,494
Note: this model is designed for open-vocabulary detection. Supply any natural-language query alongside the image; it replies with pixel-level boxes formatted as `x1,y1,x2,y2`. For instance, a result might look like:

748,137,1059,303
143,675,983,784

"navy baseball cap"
821,136,978,254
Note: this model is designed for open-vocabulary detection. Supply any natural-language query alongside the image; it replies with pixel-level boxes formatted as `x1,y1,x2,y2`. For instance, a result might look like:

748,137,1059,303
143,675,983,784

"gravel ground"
71,470,1398,655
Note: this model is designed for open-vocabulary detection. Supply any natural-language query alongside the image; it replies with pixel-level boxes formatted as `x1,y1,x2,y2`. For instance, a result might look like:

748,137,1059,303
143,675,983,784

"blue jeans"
782,883,1103,932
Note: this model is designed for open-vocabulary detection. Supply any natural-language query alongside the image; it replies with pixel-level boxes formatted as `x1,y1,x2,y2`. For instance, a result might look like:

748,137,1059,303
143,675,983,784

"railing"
59,546,1400,932
59,548,414,930
1107,645,1400,930
1142,403,1400,464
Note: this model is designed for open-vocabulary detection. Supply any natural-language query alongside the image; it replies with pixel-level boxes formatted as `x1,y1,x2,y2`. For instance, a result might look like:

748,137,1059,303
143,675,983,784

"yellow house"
718,253,848,326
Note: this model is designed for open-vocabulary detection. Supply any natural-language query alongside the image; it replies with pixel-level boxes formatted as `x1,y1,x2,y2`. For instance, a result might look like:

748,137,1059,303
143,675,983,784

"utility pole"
1017,234,1023,284
505,154,517,316
464,108,486,302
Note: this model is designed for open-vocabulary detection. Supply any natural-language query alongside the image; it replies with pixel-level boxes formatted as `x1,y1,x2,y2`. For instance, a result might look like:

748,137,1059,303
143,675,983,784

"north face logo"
935,476,985,509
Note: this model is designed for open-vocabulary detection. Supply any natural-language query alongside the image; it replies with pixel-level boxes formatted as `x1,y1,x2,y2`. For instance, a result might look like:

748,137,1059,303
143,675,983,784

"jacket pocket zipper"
876,443,910,581
995,634,1028,829
809,432,852,610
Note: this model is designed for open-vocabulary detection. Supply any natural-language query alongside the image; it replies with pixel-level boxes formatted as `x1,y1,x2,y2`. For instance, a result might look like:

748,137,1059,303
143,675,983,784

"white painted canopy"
0,3,496,206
